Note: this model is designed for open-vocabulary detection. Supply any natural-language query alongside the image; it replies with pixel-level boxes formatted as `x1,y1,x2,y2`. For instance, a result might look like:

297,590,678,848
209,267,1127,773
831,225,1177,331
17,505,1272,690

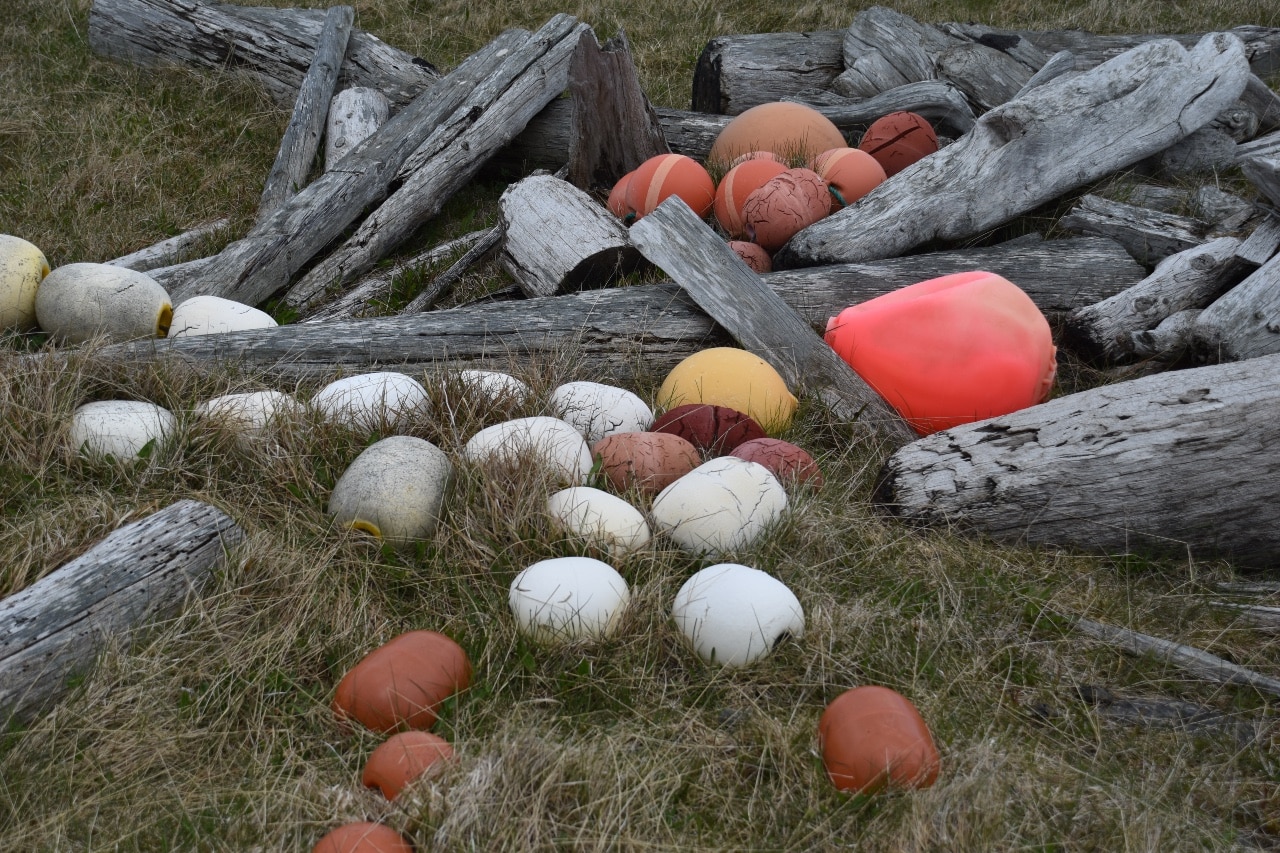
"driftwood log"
165,23,543,308
1062,237,1243,363
876,351,1280,570
256,5,353,222
1058,195,1212,266
498,174,640,298
629,197,916,445
832,6,956,99
775,34,1250,269
324,87,391,172
1190,251,1280,361
400,226,505,314
1127,309,1202,361
106,219,227,272
282,16,589,311
934,41,1034,112
88,0,437,108
0,500,245,725
1236,213,1280,267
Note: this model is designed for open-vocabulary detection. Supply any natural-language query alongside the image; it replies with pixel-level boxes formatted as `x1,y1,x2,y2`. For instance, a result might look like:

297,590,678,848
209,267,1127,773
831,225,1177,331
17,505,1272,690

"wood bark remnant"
165,23,541,308
834,6,956,99
691,30,846,115
498,174,641,298
1062,236,1243,363
106,219,228,272
257,5,353,222
0,500,245,725
876,351,1280,569
1059,195,1212,266
776,34,1251,269
628,197,916,446
282,16,589,312
1127,309,1202,361
88,0,437,108
1190,251,1280,361
400,226,505,314
324,87,390,172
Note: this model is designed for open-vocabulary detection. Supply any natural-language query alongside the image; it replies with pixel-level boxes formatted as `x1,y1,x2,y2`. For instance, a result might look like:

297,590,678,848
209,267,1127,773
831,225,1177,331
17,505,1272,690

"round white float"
311,371,430,431
546,486,651,557
69,400,176,459
464,416,592,484
650,456,788,556
328,435,453,544
550,381,653,443
194,390,303,442
168,295,277,337
0,234,50,331
671,563,804,667
35,262,172,344
454,370,532,406
509,556,630,644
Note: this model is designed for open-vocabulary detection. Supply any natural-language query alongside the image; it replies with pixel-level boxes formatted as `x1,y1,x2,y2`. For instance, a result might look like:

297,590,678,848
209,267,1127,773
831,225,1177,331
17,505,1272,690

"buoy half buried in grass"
671,563,804,667
0,234,50,331
824,270,1056,435
362,730,454,800
35,262,171,344
69,400,175,459
546,486,651,557
509,556,630,645
194,390,303,443
311,371,430,432
332,630,472,733
464,416,593,485
328,435,453,544
819,685,940,795
311,822,414,853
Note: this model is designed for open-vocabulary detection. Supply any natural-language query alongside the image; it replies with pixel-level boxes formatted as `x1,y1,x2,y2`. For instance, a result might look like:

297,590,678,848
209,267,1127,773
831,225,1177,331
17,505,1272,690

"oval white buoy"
454,370,533,406
311,371,430,431
550,381,653,443
168,295,277,337
546,486,651,557
509,556,630,644
650,457,788,556
69,400,176,459
35,263,172,344
194,390,304,443
464,417,592,484
328,435,453,544
671,563,804,667
0,234,50,331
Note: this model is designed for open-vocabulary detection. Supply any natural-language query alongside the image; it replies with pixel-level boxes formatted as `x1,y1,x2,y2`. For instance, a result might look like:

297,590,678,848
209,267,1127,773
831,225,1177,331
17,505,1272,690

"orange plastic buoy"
729,240,772,273
607,171,636,220
362,731,454,800
811,148,886,211
857,112,938,177
332,630,472,733
714,157,788,237
708,102,846,167
741,168,830,253
818,685,940,795
624,154,715,221
824,271,1057,436
312,822,414,853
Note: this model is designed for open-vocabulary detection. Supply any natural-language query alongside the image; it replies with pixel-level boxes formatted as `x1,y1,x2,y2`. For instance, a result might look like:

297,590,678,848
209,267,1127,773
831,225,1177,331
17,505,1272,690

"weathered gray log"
934,41,1033,112
691,30,845,115
498,174,640,298
168,24,537,308
934,22,1054,72
833,7,956,99
1076,684,1268,741
88,0,437,108
1072,617,1280,698
775,35,1250,269
629,197,916,446
1012,50,1078,99
1148,128,1241,178
0,500,245,725
875,351,1280,570
257,5,353,222
1240,153,1280,208
1210,601,1280,629
147,254,217,292
106,219,228,272
324,87,390,172
1238,129,1280,159
790,80,977,138
400,226,505,315
565,29,667,191
1208,101,1262,143
1062,237,1243,362
1127,309,1202,361
1215,581,1280,595
1242,75,1280,133
1059,195,1212,266
1236,213,1280,267
282,17,588,311
1191,186,1257,232
1190,251,1280,361
300,230,488,323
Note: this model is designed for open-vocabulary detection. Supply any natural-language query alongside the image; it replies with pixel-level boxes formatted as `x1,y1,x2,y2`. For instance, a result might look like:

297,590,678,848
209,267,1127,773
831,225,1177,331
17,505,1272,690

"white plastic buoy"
69,400,175,459
194,390,303,442
550,381,653,443
0,234,50,331
509,556,630,644
671,563,804,667
650,457,788,555
464,416,592,484
311,371,430,431
546,486,651,557
454,370,532,406
328,435,453,544
168,295,277,337
35,263,172,344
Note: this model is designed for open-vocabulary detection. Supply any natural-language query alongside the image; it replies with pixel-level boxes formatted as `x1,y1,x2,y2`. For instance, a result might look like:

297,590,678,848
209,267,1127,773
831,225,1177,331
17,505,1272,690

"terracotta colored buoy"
362,731,454,800
658,347,798,433
858,112,939,177
714,157,788,238
708,102,846,167
729,437,823,488
591,431,701,495
623,154,715,221
312,823,414,853
741,168,831,253
332,630,472,733
824,270,1057,435
729,241,772,273
811,147,886,211
819,685,940,795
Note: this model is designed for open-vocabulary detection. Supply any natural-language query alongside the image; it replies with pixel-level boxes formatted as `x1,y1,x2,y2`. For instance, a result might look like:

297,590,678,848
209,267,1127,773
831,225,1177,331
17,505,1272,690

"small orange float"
819,685,940,795
623,154,715,220
332,630,472,733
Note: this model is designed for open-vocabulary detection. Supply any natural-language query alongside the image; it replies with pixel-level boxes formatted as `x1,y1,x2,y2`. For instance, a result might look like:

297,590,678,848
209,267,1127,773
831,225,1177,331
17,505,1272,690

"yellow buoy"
657,348,798,433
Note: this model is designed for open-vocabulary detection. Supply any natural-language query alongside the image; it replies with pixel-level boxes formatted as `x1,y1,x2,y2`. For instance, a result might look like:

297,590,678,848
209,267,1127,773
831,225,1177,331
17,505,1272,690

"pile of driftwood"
78,0,1280,574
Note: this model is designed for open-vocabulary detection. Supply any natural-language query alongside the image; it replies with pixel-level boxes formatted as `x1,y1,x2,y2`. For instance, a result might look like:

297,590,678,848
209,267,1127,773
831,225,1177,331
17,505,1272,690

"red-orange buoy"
811,147,886,211
729,240,772,273
858,112,939,177
362,731,454,800
714,157,788,237
332,630,472,733
819,685,940,795
741,168,830,253
312,823,414,853
624,154,715,221
708,102,846,166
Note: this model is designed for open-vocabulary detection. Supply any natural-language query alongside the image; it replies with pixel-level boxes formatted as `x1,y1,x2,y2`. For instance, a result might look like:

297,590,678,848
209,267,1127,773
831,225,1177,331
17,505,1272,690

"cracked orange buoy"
825,270,1057,436
741,168,830,253
819,685,940,795
858,112,938,177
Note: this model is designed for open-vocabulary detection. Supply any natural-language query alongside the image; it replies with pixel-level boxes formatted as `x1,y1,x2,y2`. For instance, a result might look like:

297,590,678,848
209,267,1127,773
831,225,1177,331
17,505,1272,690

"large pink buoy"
824,271,1057,435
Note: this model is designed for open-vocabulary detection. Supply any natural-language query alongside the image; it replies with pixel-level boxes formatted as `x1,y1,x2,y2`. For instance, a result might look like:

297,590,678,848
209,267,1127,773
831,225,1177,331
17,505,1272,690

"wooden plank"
628,197,916,446
257,5,353,222
0,500,245,724
324,87,390,173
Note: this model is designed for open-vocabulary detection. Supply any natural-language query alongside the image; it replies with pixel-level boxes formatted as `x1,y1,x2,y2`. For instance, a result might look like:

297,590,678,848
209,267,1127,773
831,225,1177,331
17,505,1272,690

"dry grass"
3,0,1280,850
